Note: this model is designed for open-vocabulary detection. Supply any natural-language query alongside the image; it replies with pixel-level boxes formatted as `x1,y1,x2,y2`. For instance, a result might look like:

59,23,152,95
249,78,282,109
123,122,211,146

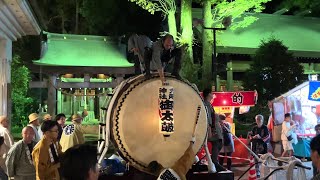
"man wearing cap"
27,113,41,142
38,114,52,139
6,126,36,180
60,114,88,152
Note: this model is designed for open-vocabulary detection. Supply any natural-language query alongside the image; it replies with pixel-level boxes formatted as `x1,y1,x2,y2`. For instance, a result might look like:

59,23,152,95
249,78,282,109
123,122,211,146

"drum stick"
192,105,202,137
204,136,216,173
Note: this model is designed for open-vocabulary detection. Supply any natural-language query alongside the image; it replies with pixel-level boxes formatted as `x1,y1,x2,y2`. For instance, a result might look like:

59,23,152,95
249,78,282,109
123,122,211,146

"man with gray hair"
249,114,270,178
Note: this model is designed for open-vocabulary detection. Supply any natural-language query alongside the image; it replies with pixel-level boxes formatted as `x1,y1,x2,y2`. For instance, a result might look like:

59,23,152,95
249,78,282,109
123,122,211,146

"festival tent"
270,81,319,157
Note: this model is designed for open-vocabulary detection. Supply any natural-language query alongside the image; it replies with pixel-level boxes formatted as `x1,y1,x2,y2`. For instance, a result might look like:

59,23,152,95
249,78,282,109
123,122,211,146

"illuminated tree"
129,0,177,37
195,0,271,88
180,0,199,83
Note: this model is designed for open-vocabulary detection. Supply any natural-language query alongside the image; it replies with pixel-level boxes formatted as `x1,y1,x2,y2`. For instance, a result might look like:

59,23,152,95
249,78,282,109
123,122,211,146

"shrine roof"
33,32,133,67
193,9,320,58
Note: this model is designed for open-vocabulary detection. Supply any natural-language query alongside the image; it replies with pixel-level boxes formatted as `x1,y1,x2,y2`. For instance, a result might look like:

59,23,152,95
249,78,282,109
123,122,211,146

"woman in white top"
281,113,296,157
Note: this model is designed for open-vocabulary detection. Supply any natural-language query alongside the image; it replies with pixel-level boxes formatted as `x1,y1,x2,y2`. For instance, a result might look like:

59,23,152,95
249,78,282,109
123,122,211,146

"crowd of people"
0,114,99,180
1,35,320,179
203,89,320,179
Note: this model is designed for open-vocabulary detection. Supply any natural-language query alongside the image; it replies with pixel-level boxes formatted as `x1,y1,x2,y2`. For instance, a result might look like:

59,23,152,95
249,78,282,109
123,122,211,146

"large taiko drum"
107,75,207,173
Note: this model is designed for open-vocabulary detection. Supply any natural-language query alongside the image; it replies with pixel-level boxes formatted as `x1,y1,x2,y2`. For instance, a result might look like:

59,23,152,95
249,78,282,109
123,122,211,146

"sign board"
210,91,257,107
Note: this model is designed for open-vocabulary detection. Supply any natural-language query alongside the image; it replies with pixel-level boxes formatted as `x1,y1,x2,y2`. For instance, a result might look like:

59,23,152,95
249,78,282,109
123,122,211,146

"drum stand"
98,93,113,165
98,107,107,155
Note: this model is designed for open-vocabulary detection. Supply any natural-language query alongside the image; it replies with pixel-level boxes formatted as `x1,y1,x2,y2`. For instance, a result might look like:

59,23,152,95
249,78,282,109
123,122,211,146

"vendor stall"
270,81,319,157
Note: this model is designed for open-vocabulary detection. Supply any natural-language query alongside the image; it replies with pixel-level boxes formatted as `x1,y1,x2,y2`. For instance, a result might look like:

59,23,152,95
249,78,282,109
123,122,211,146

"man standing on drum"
144,34,182,83
128,33,153,74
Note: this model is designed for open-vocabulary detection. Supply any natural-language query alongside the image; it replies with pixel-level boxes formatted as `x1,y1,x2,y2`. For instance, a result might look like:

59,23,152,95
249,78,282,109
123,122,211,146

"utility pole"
202,27,226,91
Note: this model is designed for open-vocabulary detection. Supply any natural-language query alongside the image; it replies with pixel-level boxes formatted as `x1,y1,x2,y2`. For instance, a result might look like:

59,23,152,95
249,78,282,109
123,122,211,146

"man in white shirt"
281,113,296,157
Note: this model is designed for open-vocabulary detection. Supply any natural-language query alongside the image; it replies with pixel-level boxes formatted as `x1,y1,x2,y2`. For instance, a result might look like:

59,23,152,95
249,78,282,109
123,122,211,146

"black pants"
210,139,226,172
144,47,182,76
219,152,232,170
128,52,143,75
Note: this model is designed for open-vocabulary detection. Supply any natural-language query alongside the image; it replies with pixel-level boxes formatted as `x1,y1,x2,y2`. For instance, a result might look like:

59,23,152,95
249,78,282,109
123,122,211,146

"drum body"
108,75,207,173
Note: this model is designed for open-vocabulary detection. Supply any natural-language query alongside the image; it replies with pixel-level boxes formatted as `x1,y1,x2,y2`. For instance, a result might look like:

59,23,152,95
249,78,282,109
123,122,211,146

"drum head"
109,75,207,173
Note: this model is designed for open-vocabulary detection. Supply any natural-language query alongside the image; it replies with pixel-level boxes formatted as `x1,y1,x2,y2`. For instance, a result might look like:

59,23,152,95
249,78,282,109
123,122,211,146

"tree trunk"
75,0,79,34
202,0,213,86
180,0,197,82
167,10,177,38
60,9,66,33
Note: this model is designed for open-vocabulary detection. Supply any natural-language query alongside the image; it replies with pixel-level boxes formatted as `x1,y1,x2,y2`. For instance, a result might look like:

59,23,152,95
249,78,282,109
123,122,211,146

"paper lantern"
159,83,174,137
63,74,73,78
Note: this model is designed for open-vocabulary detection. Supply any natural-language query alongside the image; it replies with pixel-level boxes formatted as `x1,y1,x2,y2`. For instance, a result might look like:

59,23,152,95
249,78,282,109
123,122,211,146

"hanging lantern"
159,82,174,137
63,74,74,78
97,74,107,79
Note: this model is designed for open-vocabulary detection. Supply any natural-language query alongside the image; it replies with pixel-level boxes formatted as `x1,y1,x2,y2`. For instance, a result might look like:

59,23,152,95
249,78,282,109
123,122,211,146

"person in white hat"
60,113,88,152
27,113,41,142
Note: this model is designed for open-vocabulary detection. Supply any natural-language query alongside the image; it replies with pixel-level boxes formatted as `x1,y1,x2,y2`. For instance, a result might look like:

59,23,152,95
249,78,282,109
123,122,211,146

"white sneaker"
207,162,217,173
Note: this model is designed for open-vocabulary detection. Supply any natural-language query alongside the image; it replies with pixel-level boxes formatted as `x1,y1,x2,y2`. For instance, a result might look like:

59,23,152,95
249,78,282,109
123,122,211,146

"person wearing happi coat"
32,120,62,180
60,114,88,152
6,126,36,180
27,113,41,143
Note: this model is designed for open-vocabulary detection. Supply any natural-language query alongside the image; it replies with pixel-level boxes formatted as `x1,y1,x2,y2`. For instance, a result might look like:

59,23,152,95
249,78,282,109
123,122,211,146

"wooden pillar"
57,88,62,114
47,75,57,116
0,39,12,124
115,75,124,85
227,60,234,91
216,75,221,91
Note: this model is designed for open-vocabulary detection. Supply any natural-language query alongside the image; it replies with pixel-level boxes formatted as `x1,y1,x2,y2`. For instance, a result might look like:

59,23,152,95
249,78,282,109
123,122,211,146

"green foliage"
128,0,176,15
197,0,271,90
11,55,34,127
214,0,270,29
128,0,158,14
242,38,305,122
281,0,320,17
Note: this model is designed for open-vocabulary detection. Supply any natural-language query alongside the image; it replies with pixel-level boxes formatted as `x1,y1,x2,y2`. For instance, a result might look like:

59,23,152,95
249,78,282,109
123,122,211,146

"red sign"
208,91,257,107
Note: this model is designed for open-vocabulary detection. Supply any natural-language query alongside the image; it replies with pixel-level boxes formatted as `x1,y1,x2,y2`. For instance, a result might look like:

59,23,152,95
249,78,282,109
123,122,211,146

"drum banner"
308,81,320,101
159,84,174,136
210,91,258,107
